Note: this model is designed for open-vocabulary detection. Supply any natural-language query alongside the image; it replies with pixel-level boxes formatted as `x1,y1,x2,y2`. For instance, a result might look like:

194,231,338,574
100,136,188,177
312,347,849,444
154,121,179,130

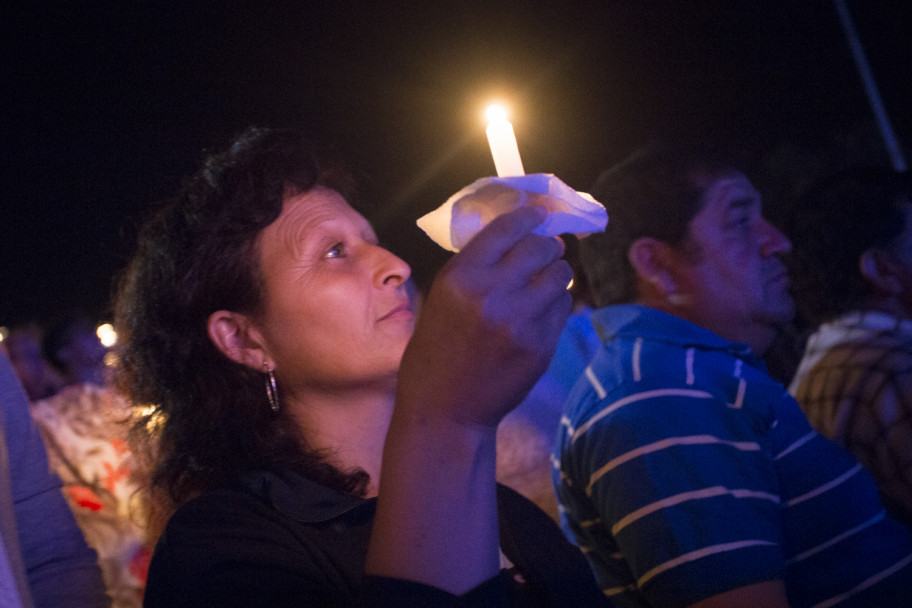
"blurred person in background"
0,348,108,607
3,324,62,401
789,166,912,527
42,314,110,388
31,314,148,607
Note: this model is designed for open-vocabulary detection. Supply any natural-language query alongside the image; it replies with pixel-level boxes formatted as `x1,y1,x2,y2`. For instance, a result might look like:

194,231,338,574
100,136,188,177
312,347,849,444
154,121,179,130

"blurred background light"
96,323,117,347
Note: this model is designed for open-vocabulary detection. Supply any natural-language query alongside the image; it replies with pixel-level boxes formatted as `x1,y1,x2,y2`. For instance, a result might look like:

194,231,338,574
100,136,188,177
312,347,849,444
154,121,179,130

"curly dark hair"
788,166,912,325
579,142,740,307
114,127,369,521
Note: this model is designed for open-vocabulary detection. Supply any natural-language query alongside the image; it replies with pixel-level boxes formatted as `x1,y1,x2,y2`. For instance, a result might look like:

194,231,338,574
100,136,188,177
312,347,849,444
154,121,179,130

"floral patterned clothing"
31,384,149,608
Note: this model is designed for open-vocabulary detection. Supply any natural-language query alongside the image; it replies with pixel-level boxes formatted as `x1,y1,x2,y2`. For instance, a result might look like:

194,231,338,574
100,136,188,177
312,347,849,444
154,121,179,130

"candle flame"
485,104,508,123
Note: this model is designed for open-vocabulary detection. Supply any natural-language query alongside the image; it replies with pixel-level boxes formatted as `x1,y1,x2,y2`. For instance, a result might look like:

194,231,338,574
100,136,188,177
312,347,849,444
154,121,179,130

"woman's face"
251,186,414,396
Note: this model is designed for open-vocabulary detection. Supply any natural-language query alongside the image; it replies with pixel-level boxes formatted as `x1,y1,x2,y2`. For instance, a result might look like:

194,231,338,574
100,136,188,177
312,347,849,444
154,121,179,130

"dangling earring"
264,363,279,413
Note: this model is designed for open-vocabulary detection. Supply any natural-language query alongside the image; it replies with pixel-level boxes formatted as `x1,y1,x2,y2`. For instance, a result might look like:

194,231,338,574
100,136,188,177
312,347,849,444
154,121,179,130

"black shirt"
144,468,609,607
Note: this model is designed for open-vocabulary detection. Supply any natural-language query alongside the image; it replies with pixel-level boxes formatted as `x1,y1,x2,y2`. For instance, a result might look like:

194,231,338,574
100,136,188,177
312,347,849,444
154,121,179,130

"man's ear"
207,310,270,372
859,249,903,294
629,237,678,296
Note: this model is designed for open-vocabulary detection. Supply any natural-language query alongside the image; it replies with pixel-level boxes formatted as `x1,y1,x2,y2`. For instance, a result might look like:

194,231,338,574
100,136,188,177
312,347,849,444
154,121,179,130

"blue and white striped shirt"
553,305,912,608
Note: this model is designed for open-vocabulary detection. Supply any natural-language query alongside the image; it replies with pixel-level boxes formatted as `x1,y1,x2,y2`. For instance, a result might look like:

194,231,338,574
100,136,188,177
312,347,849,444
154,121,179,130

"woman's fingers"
456,205,548,267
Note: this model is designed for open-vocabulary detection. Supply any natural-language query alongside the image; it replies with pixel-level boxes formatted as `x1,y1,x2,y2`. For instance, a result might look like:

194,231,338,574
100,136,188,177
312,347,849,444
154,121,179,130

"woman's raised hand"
368,205,573,594
398,205,573,429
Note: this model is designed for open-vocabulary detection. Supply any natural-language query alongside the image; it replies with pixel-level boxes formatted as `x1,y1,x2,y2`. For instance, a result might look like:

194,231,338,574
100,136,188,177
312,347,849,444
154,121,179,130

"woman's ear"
207,310,270,371
629,237,678,297
859,249,903,294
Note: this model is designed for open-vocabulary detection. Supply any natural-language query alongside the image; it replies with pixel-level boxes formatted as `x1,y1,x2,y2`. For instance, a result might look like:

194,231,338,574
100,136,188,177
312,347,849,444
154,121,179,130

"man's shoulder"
592,304,678,338
563,348,724,444
593,304,750,354
564,315,783,444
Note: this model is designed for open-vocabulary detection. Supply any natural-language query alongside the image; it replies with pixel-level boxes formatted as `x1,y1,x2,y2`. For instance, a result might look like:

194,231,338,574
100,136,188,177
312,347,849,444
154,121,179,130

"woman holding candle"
117,127,608,607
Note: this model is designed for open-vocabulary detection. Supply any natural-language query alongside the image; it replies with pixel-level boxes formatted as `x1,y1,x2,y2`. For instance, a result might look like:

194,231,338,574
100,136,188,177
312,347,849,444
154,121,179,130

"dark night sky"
3,1,911,328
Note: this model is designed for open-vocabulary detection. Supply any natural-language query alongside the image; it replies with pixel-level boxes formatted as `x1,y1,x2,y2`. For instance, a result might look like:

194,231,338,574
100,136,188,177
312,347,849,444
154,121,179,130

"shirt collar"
592,304,757,362
237,469,373,523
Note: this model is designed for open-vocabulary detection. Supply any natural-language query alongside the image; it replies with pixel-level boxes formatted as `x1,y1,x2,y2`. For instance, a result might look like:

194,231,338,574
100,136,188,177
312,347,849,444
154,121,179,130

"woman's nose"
376,246,412,287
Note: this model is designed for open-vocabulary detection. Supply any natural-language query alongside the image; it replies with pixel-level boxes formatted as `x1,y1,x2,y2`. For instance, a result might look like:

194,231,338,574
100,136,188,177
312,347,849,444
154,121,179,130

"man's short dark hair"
789,166,912,324
579,142,740,307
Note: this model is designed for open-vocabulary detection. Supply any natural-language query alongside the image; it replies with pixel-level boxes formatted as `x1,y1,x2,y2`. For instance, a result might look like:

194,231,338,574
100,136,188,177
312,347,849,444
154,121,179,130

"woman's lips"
378,303,413,322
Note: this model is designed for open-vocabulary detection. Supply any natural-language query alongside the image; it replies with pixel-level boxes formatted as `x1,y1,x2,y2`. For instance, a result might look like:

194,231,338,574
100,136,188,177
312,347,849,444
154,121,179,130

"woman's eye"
326,243,345,258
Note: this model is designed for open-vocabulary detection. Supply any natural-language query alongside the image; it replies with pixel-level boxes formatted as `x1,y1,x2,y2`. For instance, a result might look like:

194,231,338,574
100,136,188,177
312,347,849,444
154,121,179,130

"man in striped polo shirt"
552,143,912,608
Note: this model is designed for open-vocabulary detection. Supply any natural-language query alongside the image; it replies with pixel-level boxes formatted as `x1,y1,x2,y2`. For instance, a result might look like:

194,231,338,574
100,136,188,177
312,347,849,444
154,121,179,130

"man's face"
668,173,794,352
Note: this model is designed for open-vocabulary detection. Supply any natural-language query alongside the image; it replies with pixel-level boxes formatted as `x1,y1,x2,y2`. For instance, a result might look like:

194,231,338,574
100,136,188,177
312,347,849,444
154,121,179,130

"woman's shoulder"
153,472,313,566
146,468,376,606
164,468,375,540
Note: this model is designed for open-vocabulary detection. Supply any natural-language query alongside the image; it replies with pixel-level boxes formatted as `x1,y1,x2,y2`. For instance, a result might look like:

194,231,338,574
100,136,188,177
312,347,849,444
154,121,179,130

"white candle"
485,105,525,177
